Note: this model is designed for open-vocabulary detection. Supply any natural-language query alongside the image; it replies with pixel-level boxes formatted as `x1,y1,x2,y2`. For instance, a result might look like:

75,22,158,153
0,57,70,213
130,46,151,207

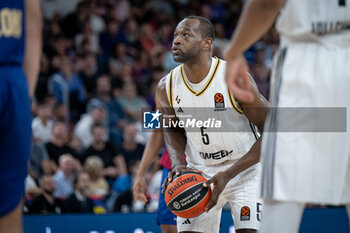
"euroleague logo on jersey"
214,93,226,111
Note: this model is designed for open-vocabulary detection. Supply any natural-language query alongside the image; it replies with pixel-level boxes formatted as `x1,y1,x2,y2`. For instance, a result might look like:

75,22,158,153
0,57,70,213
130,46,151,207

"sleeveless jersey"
0,0,25,66
276,0,350,47
165,57,257,168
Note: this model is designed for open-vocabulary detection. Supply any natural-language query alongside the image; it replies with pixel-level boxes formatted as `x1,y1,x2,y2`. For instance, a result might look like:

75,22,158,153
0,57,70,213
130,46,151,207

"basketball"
164,171,212,218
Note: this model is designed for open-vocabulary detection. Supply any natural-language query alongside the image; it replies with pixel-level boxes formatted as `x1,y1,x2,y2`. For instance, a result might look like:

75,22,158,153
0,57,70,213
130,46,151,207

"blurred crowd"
26,0,279,215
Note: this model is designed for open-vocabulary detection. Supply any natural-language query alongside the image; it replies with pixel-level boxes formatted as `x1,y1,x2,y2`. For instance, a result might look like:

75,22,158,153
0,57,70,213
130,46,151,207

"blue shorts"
156,167,177,225
0,67,31,217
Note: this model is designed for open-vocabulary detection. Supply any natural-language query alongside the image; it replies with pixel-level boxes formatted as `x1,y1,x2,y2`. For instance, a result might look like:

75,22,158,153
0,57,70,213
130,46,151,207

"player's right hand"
161,165,202,193
132,176,148,204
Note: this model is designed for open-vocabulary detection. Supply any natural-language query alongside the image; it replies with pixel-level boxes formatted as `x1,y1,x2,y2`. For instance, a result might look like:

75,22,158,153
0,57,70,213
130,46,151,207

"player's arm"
132,128,165,203
156,78,186,169
225,0,285,103
204,77,269,211
156,77,200,192
23,0,42,97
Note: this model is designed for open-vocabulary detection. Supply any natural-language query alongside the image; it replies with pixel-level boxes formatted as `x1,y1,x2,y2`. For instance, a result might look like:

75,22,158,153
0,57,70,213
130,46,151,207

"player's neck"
183,56,212,84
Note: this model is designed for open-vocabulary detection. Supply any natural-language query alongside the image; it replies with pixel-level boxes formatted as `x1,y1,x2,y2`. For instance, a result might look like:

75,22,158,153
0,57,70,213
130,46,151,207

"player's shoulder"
157,64,182,90
217,57,227,68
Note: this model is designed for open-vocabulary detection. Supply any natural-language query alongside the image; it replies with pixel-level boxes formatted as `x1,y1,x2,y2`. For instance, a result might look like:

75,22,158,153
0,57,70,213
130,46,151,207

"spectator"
64,171,94,213
89,75,126,147
53,154,76,199
124,18,141,57
78,53,98,100
30,142,51,178
84,156,109,198
74,102,107,149
119,124,145,168
99,18,127,56
80,123,127,179
86,1,105,35
139,24,158,54
29,175,65,214
113,159,141,212
25,173,41,200
109,42,134,78
251,48,271,100
75,21,99,55
212,23,230,59
118,82,149,122
51,56,86,121
53,103,69,124
32,102,53,143
45,121,76,170
61,1,89,39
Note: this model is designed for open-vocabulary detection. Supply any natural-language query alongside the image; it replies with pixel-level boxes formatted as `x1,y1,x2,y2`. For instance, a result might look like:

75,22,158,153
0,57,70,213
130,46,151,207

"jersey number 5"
200,127,210,145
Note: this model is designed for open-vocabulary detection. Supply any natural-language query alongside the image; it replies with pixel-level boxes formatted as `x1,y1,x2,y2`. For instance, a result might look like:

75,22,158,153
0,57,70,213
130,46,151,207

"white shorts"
261,44,350,205
177,163,262,233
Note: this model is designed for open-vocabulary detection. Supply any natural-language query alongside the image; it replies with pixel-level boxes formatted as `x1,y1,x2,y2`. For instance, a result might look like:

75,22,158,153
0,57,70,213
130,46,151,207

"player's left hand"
203,171,230,212
225,53,254,104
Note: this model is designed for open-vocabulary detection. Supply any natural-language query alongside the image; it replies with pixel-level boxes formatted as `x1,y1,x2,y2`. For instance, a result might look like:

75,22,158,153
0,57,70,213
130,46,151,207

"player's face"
172,19,203,63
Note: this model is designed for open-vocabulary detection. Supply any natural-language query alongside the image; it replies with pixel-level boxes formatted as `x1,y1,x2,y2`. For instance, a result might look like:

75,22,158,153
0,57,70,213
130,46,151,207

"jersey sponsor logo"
182,219,191,224
199,150,233,160
240,206,250,221
214,93,226,111
143,110,161,129
0,8,22,38
166,175,199,198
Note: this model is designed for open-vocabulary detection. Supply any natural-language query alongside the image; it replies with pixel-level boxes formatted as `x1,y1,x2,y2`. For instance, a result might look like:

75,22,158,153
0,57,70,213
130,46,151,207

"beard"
172,47,200,63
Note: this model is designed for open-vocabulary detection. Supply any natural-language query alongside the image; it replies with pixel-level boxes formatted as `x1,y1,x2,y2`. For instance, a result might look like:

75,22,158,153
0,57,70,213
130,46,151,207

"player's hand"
161,165,202,193
203,171,230,212
132,176,148,204
224,53,254,104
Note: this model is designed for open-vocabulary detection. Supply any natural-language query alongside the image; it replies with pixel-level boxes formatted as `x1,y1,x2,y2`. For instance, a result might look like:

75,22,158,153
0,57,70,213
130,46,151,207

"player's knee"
160,224,178,233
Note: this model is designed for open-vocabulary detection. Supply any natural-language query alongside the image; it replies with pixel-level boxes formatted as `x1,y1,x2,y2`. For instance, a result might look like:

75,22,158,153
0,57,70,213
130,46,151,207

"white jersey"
164,57,257,171
276,0,350,47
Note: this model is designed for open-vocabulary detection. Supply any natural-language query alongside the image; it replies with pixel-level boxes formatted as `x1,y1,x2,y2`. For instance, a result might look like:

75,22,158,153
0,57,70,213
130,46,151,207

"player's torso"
276,0,350,47
0,0,25,66
165,57,257,167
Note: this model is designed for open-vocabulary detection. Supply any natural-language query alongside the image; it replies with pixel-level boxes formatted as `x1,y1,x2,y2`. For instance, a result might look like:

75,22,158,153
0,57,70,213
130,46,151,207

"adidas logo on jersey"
177,107,184,113
182,219,191,224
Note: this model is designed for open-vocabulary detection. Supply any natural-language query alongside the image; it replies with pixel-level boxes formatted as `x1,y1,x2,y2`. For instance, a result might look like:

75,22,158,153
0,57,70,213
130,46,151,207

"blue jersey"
0,0,31,217
0,0,25,66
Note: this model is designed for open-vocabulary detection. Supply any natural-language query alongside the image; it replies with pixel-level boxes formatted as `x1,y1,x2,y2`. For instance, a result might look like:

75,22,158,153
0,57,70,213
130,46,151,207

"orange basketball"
164,171,212,218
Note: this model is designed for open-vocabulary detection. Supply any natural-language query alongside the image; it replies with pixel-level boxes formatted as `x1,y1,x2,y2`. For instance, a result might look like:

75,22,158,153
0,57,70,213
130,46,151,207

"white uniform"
165,57,261,232
261,0,350,205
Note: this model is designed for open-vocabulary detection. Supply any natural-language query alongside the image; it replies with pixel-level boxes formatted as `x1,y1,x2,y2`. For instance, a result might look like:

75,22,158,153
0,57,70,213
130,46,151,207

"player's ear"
201,38,213,51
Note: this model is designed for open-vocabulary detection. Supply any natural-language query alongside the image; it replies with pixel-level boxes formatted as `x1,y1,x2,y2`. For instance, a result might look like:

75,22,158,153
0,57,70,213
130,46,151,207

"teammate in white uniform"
157,16,269,233
224,0,350,232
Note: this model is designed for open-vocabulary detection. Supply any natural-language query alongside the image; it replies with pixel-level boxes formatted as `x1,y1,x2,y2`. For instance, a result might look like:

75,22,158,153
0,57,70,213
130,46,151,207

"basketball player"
0,0,41,232
224,0,350,232
157,16,269,233
133,130,177,233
